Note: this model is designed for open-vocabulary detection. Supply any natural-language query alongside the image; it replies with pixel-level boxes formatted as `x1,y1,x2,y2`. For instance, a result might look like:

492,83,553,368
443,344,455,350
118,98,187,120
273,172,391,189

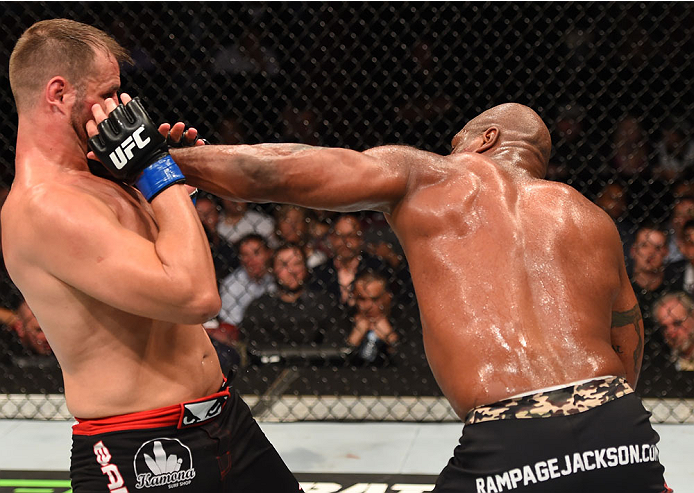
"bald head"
452,103,552,178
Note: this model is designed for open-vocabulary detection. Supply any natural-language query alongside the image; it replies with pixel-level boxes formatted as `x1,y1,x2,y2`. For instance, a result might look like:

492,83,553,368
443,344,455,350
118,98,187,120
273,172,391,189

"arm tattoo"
611,304,643,376
611,305,642,328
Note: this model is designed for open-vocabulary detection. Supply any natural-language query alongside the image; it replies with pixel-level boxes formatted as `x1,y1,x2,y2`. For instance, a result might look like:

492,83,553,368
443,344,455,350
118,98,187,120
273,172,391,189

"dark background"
1,2,693,421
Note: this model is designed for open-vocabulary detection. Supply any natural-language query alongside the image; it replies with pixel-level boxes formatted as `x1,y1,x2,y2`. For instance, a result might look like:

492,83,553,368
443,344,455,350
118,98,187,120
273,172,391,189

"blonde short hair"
9,19,131,112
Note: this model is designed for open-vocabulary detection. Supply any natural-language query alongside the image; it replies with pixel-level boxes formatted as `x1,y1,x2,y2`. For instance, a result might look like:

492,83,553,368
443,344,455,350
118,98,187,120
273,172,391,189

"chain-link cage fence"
1,2,693,423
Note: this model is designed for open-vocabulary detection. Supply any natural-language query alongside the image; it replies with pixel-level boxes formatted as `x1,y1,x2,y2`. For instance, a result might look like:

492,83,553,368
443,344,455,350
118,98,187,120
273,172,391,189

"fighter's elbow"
186,288,222,324
167,284,221,324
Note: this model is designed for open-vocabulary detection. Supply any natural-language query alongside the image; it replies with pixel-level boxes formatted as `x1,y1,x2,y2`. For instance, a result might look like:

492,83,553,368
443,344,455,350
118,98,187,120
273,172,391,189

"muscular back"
385,150,629,418
172,136,640,420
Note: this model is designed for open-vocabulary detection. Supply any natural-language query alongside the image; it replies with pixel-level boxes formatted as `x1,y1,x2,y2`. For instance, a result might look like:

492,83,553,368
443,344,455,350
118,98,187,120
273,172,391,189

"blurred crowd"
3,103,694,399
194,198,418,374
2,103,694,400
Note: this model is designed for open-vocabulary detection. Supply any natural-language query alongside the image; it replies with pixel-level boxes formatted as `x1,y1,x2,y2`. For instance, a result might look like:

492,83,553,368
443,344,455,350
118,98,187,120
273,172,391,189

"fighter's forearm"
149,184,221,321
171,144,309,202
172,143,404,213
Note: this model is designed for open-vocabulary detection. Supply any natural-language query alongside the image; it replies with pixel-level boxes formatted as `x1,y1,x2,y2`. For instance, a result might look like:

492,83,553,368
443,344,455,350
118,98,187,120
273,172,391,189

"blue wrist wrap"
135,155,186,202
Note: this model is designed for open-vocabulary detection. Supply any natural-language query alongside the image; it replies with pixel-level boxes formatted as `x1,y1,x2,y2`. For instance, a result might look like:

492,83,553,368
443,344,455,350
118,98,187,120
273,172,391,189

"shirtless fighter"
4,19,300,492
89,98,670,491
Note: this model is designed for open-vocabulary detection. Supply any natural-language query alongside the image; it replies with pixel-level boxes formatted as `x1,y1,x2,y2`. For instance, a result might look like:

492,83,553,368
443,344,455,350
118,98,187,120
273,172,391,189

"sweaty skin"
3,52,222,418
172,103,641,419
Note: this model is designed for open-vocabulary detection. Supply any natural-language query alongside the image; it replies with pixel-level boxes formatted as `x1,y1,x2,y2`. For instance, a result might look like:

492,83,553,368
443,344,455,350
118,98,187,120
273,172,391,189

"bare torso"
170,138,636,420
384,151,626,418
2,169,222,418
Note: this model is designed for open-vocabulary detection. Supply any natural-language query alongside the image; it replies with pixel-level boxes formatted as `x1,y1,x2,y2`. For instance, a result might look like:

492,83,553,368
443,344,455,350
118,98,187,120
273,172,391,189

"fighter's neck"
489,146,545,179
15,118,90,174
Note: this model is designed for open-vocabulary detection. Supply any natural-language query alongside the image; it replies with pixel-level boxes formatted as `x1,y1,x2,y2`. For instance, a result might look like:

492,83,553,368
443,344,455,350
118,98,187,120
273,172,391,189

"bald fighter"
3,19,300,492
93,100,670,492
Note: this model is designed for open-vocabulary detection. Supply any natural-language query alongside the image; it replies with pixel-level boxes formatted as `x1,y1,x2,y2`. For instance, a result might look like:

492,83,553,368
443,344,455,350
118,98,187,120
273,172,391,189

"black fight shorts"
70,382,301,492
433,376,672,493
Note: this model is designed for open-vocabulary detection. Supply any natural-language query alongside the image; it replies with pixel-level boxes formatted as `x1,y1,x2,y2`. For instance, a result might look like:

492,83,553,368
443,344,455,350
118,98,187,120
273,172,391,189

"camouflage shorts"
465,376,633,426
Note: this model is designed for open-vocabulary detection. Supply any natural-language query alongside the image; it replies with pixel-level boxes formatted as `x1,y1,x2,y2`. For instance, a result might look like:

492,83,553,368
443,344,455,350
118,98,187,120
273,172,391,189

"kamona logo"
133,438,196,489
109,125,151,170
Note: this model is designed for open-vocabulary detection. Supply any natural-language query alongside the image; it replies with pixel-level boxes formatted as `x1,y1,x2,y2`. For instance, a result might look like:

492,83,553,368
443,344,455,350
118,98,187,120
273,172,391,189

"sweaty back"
388,148,626,418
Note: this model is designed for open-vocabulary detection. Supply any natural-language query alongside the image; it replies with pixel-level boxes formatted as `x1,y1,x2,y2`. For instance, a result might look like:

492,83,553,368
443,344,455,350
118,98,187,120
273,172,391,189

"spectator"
363,212,404,269
594,182,634,257
362,212,417,309
274,205,328,268
653,118,694,181
349,272,398,366
310,214,390,307
629,223,677,390
547,103,588,183
107,19,156,75
671,175,694,200
665,195,694,264
218,234,275,327
241,244,343,351
9,300,59,371
275,204,307,244
211,26,280,77
195,193,238,281
281,103,321,145
216,199,279,248
306,209,334,266
0,184,9,207
611,115,649,178
217,114,247,145
196,195,243,375
653,292,694,371
203,315,243,377
668,219,694,295
14,300,52,356
0,309,23,369
630,224,676,307
390,38,453,146
0,184,23,316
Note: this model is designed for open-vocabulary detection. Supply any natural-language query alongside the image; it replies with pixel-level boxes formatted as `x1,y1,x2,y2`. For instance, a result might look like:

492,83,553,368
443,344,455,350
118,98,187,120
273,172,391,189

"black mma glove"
167,131,208,148
88,97,185,201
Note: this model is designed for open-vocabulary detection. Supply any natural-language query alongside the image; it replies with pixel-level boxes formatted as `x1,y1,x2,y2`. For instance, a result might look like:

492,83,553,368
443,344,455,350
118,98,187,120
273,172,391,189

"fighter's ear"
45,76,70,114
474,127,499,153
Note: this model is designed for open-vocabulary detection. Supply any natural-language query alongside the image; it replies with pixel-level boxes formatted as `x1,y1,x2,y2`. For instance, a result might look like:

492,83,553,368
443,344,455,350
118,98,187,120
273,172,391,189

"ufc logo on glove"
109,125,151,169
88,97,186,201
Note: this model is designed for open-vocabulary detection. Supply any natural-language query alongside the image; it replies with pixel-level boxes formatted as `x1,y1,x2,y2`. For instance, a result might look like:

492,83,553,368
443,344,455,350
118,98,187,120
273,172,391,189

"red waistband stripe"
73,386,230,436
